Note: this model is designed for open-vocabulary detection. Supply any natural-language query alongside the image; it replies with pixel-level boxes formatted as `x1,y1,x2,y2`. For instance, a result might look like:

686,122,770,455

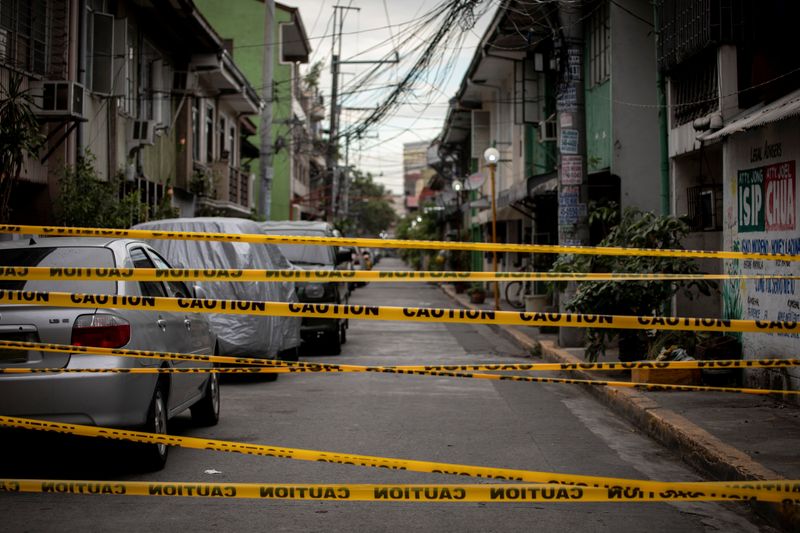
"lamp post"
452,178,463,243
483,147,500,311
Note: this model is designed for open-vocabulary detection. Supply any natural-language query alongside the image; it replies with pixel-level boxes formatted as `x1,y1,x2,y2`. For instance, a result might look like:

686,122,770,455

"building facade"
1,0,261,223
656,0,800,393
195,0,314,221
435,0,660,293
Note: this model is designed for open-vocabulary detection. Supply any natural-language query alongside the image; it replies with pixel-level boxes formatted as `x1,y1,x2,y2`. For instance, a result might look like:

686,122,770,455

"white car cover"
133,217,301,358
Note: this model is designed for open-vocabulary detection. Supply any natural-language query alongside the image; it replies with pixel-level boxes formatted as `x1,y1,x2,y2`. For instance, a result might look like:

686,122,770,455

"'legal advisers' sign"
737,160,795,232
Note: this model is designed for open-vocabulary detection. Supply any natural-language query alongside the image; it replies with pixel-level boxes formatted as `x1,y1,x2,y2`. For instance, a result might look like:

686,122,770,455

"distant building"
403,140,433,214
195,0,314,220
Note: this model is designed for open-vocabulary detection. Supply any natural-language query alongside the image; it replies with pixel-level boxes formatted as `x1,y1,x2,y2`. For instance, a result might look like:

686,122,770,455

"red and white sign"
764,160,796,231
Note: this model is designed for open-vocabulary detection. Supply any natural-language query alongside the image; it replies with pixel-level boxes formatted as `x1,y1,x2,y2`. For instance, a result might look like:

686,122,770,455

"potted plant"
549,205,717,362
467,282,487,304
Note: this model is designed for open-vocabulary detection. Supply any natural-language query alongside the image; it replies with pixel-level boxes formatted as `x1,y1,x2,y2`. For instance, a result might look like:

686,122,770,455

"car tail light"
71,314,131,348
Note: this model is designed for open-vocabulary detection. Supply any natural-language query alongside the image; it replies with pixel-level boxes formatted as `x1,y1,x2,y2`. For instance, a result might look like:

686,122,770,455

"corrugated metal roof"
702,88,800,141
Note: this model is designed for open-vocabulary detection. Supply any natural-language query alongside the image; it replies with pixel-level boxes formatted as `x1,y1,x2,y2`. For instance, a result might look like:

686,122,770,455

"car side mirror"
193,285,209,299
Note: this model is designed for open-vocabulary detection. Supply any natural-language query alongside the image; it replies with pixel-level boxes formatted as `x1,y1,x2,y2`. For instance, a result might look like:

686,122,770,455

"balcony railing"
210,161,250,212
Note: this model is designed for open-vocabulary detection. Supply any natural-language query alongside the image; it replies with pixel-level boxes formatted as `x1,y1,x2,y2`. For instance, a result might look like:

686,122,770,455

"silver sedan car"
0,237,219,471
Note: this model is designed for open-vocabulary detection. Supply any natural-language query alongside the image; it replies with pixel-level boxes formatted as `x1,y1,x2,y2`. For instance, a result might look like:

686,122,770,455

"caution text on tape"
2,364,797,396
2,340,799,374
1,266,797,283
1,416,798,502
2,223,799,262
3,479,795,503
0,289,796,334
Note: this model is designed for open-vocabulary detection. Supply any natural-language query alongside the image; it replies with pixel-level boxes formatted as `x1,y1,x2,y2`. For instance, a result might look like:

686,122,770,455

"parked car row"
0,218,359,470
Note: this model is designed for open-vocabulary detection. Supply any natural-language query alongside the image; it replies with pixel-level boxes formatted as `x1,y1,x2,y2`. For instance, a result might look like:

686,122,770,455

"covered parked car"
134,218,301,362
260,221,351,355
0,237,219,471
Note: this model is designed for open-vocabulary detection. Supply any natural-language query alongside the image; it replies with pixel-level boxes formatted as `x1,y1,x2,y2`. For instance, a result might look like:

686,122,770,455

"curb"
440,284,798,531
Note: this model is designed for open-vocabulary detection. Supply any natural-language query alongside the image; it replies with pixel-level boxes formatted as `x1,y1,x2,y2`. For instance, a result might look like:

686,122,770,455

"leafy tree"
550,206,717,361
56,153,147,228
303,61,324,90
0,73,44,222
338,170,396,237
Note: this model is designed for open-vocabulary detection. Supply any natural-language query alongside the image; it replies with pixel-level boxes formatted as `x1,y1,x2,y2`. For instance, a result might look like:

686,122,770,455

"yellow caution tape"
2,223,798,262
4,340,798,374
2,479,794,503
1,266,797,283
1,416,797,502
0,289,797,334
2,365,796,396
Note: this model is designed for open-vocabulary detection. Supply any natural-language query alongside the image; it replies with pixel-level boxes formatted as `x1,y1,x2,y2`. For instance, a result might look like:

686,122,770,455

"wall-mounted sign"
737,160,795,232
558,204,587,225
561,155,583,184
557,86,577,112
560,129,579,155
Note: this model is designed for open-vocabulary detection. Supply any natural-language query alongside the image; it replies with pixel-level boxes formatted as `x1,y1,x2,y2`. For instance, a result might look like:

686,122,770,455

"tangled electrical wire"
339,0,490,141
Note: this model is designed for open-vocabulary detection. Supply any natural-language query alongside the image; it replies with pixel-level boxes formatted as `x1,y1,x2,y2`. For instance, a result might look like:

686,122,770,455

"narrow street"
0,258,771,532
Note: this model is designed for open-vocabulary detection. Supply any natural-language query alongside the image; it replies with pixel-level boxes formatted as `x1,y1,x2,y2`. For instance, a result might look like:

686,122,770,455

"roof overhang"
700,88,800,142
277,2,311,63
439,0,553,146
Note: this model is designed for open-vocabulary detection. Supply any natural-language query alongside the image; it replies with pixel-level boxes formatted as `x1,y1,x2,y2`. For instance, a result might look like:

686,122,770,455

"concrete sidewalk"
440,284,800,531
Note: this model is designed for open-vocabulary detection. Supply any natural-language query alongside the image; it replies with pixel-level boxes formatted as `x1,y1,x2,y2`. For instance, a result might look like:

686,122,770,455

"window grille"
0,0,49,75
686,184,723,231
670,51,718,126
588,0,610,88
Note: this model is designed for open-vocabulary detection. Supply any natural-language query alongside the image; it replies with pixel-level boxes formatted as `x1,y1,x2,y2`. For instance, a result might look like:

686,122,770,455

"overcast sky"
285,0,495,194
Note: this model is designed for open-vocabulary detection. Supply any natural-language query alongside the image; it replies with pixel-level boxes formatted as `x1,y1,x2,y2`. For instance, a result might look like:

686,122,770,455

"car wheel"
340,323,347,345
190,370,220,427
138,383,169,472
262,356,279,381
325,327,342,356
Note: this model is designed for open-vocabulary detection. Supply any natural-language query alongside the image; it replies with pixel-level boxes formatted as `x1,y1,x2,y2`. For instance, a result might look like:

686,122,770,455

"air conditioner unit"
189,53,221,72
128,120,155,146
538,118,557,142
172,70,197,94
29,81,86,119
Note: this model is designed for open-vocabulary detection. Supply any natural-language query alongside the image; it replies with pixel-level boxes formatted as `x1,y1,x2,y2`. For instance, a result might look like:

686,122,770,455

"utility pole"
327,5,398,223
556,1,589,347
258,0,276,220
327,5,359,223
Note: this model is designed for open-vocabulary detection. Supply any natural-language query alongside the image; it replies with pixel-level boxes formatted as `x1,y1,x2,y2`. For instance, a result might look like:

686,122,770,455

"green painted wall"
195,0,295,220
585,80,611,173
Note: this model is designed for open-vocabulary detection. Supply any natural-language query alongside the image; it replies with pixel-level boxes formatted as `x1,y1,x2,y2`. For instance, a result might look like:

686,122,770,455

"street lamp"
483,146,500,311
451,178,463,249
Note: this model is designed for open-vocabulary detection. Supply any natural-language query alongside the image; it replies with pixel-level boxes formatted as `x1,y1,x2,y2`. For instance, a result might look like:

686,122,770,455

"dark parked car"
260,221,351,354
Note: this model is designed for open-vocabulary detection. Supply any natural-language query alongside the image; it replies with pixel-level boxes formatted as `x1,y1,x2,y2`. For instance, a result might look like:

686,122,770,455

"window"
130,247,166,297
205,103,214,161
670,50,718,126
686,184,723,231
0,0,49,75
219,116,226,159
140,41,158,120
229,126,236,165
148,249,192,298
192,98,200,161
122,20,137,116
588,0,610,87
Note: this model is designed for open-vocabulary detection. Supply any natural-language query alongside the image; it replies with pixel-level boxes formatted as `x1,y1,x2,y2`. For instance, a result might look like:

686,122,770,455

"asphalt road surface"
0,258,772,532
